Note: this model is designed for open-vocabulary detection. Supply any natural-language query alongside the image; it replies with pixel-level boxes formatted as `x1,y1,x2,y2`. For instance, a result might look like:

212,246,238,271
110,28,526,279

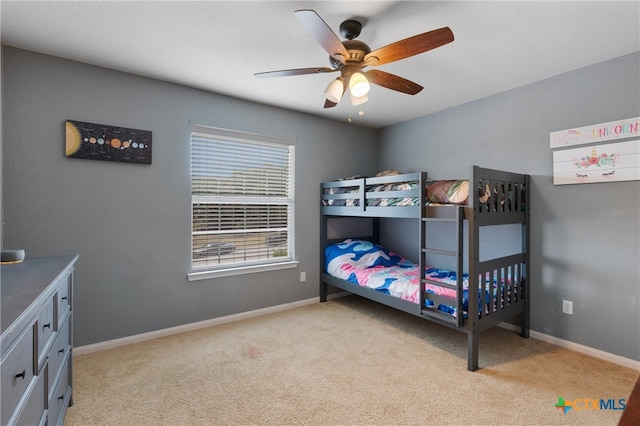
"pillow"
426,180,491,205
376,169,402,177
426,180,470,204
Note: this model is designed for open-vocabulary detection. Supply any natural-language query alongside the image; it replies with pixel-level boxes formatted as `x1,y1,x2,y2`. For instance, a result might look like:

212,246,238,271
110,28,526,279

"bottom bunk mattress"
325,239,517,318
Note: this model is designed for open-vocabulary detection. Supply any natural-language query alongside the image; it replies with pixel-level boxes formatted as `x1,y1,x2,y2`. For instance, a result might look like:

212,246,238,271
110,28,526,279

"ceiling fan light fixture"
349,72,370,97
350,93,369,106
256,11,455,111
324,77,344,103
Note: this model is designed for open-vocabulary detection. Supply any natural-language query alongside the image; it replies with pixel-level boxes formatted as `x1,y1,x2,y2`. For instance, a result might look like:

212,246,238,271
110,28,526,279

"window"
189,125,296,280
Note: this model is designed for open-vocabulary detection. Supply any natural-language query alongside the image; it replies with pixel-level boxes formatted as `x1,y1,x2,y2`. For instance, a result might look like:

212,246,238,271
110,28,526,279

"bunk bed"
319,166,530,371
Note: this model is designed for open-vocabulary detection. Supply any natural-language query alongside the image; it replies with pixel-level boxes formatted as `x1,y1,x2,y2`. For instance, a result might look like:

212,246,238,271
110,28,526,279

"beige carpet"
65,296,638,425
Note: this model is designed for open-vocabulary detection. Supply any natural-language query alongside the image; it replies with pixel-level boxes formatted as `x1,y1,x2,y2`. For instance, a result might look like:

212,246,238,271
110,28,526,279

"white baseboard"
498,322,640,371
74,297,639,371
73,297,320,356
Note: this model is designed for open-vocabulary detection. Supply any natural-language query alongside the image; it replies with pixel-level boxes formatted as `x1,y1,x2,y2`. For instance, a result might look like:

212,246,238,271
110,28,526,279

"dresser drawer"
56,275,72,325
1,325,35,425
37,296,56,370
47,356,71,426
1,255,77,426
48,317,71,399
13,370,46,426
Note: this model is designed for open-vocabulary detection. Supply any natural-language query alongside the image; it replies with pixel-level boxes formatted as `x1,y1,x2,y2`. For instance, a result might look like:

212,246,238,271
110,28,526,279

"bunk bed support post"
468,331,479,371
456,206,464,327
467,165,481,371
521,174,531,337
419,172,427,319
372,217,381,245
320,274,328,302
319,191,328,303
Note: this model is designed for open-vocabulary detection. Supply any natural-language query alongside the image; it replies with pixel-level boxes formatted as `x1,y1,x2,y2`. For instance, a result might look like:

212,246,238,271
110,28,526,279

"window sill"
188,260,299,281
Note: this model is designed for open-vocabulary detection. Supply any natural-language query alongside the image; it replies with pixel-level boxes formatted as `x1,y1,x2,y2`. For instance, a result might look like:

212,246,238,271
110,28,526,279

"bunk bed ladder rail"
420,205,465,327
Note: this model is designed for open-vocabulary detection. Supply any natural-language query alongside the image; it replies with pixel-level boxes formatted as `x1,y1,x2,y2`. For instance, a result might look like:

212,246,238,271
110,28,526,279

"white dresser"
1,255,78,426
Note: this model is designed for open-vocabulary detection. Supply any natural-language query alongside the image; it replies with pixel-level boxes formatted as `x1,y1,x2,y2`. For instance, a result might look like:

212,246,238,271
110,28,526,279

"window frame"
188,125,297,281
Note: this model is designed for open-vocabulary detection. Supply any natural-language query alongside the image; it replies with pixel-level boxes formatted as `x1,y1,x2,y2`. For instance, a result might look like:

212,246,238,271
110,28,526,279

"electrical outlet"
562,300,573,315
300,272,306,282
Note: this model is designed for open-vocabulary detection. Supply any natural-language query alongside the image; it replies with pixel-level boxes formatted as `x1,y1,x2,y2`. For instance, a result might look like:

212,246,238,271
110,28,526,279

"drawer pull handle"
58,348,65,355
61,296,68,301
15,370,26,380
58,395,65,402
43,322,51,330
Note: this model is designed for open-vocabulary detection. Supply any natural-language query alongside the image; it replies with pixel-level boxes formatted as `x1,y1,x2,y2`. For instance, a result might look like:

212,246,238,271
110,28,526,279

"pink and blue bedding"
325,239,513,317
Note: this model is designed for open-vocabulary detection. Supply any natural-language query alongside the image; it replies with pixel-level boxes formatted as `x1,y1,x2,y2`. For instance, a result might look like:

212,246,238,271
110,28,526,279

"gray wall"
1,47,378,346
378,52,640,361
3,46,639,362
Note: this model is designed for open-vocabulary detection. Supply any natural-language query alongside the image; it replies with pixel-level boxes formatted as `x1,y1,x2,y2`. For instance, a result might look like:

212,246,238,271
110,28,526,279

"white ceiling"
1,1,639,128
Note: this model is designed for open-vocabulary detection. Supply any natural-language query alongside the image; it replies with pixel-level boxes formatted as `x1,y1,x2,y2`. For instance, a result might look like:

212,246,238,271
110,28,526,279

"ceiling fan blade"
254,67,337,78
295,9,349,62
364,27,454,66
364,70,423,95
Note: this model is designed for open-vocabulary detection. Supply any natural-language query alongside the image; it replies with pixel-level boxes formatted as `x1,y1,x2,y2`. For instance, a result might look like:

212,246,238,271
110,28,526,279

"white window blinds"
191,125,295,271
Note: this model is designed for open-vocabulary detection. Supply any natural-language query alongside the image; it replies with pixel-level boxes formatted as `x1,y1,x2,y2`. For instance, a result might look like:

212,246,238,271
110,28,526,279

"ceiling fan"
254,9,454,108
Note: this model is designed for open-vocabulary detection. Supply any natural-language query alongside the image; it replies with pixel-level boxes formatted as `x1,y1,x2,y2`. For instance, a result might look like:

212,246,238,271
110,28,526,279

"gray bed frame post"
467,165,480,371
320,185,328,303
521,174,531,338
418,184,426,322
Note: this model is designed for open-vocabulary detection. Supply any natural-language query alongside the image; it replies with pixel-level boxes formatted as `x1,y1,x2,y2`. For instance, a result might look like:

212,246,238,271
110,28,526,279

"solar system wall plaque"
65,120,152,164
